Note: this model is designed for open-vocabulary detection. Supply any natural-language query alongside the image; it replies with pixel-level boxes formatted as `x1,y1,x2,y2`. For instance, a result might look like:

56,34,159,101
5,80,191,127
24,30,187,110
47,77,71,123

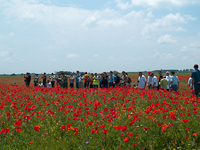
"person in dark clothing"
157,71,163,90
114,73,120,87
102,72,108,88
42,72,47,87
24,72,31,87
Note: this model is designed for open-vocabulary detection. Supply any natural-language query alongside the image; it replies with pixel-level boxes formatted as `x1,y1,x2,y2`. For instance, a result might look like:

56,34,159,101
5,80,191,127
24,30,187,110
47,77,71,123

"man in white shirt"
147,71,152,89
138,72,146,89
166,71,172,91
188,77,194,91
151,73,158,89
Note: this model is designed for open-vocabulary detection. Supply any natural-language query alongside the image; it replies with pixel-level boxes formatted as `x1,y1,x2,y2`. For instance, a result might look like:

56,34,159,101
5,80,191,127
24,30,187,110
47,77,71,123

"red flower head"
33,125,40,131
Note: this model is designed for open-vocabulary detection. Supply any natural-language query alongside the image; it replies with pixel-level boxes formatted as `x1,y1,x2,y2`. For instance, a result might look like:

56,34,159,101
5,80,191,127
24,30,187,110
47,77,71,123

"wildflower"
123,137,129,142
127,133,133,137
61,125,66,129
144,127,149,131
193,133,197,136
185,136,189,140
33,125,40,131
133,143,137,146
102,129,108,135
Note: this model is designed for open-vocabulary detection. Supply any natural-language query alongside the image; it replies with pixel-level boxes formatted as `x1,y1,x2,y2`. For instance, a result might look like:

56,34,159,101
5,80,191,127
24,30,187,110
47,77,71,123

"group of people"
23,64,200,97
24,71,131,89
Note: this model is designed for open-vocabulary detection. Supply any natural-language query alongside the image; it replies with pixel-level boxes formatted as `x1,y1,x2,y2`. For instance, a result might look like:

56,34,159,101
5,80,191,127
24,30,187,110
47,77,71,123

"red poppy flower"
123,137,129,142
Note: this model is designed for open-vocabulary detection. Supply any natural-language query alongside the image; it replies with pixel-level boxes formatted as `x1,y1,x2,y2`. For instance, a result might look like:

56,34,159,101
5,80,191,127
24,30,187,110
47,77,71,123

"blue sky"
0,0,200,74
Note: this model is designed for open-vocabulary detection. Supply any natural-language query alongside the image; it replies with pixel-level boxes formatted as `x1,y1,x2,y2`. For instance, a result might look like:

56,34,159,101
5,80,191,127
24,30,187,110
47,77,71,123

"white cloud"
142,13,195,36
157,34,176,44
147,12,154,18
0,51,9,56
180,46,187,52
66,54,79,58
176,27,185,32
97,19,127,26
0,32,15,39
130,0,200,8
125,10,144,19
116,0,133,10
8,32,15,37
150,50,175,59
94,54,99,57
109,56,115,60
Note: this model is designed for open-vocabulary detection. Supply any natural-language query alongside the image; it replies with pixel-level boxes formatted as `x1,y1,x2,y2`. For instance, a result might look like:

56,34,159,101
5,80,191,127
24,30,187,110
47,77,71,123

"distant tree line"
0,69,194,76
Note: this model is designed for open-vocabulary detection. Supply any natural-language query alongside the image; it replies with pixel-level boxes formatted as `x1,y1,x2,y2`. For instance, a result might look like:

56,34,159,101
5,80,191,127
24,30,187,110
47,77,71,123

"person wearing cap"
159,76,167,90
191,64,200,97
108,71,114,88
138,72,146,89
166,71,172,91
147,71,152,89
170,72,179,92
150,73,158,89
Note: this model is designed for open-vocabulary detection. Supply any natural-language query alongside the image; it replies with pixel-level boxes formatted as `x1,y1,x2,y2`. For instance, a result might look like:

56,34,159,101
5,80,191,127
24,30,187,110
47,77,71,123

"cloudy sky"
0,0,199,74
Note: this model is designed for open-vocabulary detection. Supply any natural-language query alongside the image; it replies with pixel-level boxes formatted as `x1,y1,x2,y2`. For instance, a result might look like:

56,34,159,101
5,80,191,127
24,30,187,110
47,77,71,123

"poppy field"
0,74,200,150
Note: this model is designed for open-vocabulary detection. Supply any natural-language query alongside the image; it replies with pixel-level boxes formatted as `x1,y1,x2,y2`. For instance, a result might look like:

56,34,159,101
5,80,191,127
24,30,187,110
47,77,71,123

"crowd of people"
23,64,200,97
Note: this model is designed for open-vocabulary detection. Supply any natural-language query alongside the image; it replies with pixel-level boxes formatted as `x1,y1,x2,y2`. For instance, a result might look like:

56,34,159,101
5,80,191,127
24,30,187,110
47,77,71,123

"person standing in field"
84,72,90,88
63,73,68,88
24,72,31,87
151,73,158,89
125,73,131,87
93,73,99,88
75,71,80,88
50,73,55,88
157,71,163,90
137,72,146,88
89,73,94,88
102,72,108,88
34,74,39,87
166,71,172,91
147,71,152,89
79,73,84,89
170,72,179,92
69,73,74,88
159,76,168,90
188,76,194,91
99,73,103,88
42,72,47,87
121,71,126,87
108,71,114,88
191,64,200,97
114,73,120,87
